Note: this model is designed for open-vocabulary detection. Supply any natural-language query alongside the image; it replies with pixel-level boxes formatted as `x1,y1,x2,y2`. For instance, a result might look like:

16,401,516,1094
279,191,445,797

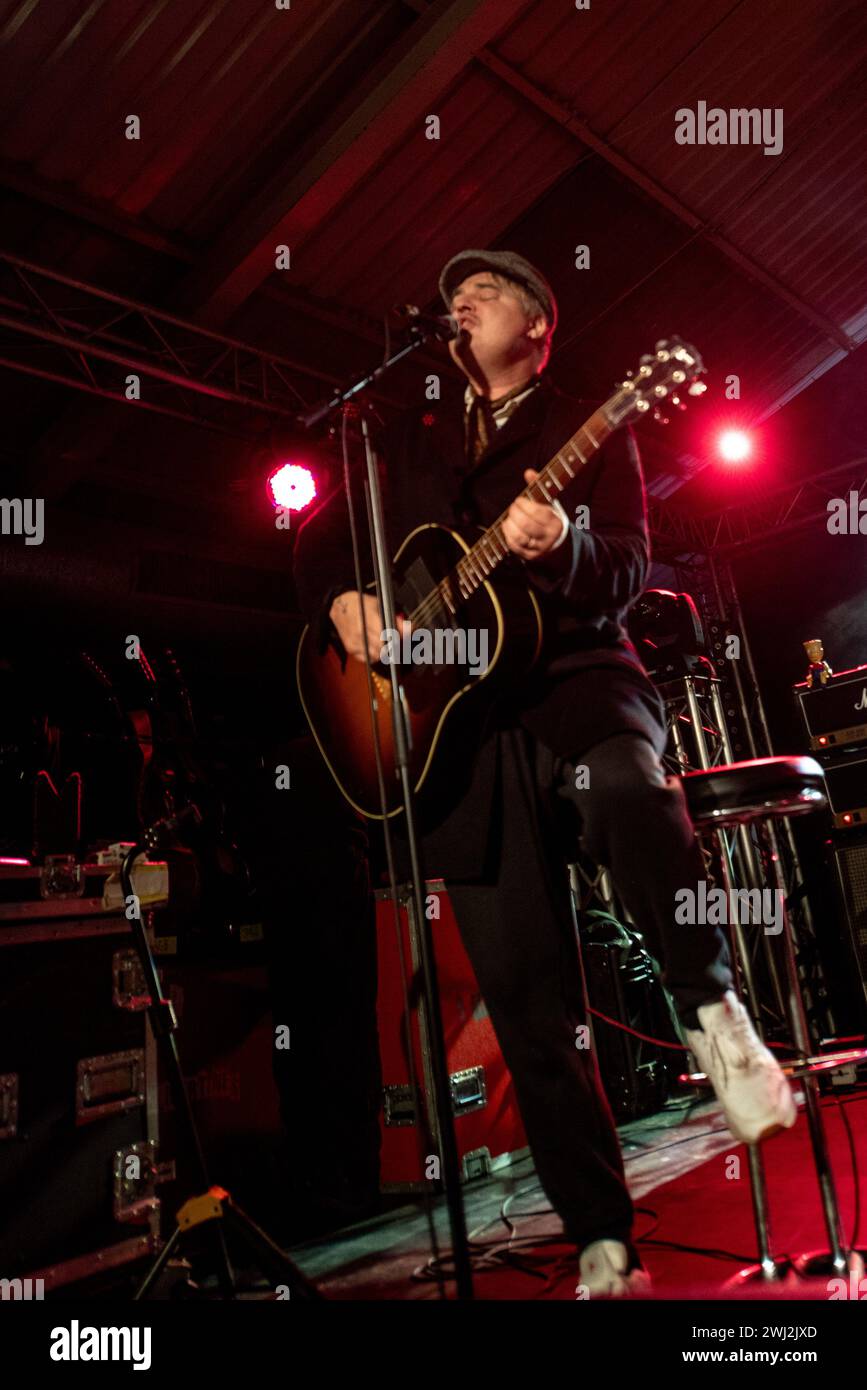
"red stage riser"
375,882,527,1191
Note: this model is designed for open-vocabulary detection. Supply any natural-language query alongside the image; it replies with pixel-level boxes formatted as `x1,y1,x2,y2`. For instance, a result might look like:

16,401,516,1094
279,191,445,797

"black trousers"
445,726,734,1251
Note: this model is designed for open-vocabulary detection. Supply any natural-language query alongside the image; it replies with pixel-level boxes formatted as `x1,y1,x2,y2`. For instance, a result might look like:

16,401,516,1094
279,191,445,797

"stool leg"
746,1144,779,1279
776,895,850,1274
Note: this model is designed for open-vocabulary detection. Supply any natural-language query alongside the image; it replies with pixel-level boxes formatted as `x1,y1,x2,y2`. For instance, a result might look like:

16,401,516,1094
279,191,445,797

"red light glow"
718,429,752,463
268,463,317,511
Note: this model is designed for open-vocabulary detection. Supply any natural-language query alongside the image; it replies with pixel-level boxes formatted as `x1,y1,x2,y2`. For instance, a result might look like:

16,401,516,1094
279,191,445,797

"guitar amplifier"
375,881,527,1191
820,751,867,831
794,664,867,752
829,835,867,1012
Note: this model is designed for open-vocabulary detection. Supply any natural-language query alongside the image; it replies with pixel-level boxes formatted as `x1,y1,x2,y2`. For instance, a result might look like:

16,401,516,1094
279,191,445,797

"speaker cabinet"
830,836,867,1014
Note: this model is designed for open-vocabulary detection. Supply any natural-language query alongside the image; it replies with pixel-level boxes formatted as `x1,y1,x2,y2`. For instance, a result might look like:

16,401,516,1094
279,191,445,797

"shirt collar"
463,373,543,416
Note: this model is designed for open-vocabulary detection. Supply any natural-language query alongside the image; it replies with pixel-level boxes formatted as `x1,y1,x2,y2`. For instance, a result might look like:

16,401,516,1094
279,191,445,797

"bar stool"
681,754,867,1285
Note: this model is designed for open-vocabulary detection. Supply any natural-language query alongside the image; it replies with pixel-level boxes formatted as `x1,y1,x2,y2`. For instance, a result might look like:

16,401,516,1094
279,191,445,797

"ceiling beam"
478,49,857,358
0,157,197,261
178,0,529,326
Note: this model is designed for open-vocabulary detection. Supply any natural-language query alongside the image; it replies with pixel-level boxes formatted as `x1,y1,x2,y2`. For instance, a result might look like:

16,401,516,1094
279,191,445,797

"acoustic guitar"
297,338,705,818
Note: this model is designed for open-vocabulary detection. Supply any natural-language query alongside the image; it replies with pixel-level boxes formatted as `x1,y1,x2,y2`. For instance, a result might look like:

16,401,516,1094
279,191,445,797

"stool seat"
682,755,826,828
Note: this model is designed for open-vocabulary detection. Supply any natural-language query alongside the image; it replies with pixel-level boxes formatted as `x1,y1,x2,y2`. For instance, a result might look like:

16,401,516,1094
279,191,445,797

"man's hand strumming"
329,591,410,664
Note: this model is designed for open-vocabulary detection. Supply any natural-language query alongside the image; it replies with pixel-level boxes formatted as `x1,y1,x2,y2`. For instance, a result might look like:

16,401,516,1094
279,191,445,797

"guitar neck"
408,406,612,625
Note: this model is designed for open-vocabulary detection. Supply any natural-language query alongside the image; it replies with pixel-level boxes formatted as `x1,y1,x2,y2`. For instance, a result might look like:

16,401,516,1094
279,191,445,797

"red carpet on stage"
581,1092,867,1300
298,1092,866,1301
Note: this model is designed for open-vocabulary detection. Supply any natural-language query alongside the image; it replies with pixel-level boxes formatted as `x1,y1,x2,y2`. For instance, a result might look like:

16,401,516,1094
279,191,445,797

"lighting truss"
0,252,320,441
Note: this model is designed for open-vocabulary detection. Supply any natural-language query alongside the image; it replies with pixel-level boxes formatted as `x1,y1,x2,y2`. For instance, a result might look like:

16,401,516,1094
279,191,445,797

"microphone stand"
299,324,474,1300
297,316,455,429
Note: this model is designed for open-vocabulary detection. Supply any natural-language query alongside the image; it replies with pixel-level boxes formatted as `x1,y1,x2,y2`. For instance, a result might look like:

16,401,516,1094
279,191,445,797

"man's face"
447,273,544,375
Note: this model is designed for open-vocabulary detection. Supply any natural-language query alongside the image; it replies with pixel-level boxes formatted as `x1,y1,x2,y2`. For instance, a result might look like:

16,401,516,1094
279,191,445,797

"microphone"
393,305,463,342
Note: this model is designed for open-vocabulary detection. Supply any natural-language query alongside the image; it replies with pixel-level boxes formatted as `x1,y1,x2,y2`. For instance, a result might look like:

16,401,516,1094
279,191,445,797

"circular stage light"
268,462,317,511
718,429,752,463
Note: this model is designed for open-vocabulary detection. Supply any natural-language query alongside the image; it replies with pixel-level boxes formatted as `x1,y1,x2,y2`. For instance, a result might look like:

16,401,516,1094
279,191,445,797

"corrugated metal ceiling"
0,0,865,515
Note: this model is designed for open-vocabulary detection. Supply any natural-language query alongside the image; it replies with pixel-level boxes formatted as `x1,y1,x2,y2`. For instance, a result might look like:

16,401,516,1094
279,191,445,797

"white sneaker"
685,991,797,1144
577,1240,651,1298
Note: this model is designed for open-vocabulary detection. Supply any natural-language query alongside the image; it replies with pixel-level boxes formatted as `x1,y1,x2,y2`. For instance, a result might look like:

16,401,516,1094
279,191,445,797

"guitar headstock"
604,337,707,429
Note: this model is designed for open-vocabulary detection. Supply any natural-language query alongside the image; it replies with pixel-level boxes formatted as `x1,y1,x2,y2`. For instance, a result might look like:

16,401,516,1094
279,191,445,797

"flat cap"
439,249,558,330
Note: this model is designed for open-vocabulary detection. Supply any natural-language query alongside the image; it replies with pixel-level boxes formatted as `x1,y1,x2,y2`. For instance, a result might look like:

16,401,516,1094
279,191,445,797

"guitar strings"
408,455,576,626
407,419,606,631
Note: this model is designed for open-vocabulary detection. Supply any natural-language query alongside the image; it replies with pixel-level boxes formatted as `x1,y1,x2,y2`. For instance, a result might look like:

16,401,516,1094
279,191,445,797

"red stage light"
268,462,317,511
718,429,752,463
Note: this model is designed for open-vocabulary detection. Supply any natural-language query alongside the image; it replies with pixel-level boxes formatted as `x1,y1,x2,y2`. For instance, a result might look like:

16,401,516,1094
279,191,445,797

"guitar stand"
120,823,321,1301
136,1187,320,1301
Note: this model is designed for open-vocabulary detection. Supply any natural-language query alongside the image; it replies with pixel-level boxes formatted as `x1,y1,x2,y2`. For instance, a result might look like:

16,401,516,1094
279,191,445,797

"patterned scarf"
464,374,541,466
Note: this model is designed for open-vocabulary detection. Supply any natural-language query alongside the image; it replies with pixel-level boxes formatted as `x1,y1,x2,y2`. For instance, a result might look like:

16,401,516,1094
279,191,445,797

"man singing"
292,250,796,1296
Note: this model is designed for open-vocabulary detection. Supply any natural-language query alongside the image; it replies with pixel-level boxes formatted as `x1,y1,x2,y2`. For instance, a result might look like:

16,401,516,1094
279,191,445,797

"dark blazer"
294,373,650,700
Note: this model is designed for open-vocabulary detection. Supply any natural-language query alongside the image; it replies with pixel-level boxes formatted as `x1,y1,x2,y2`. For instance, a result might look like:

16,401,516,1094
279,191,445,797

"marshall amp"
821,751,867,831
794,664,867,753
794,664,867,830
829,835,867,1012
794,662,867,1010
